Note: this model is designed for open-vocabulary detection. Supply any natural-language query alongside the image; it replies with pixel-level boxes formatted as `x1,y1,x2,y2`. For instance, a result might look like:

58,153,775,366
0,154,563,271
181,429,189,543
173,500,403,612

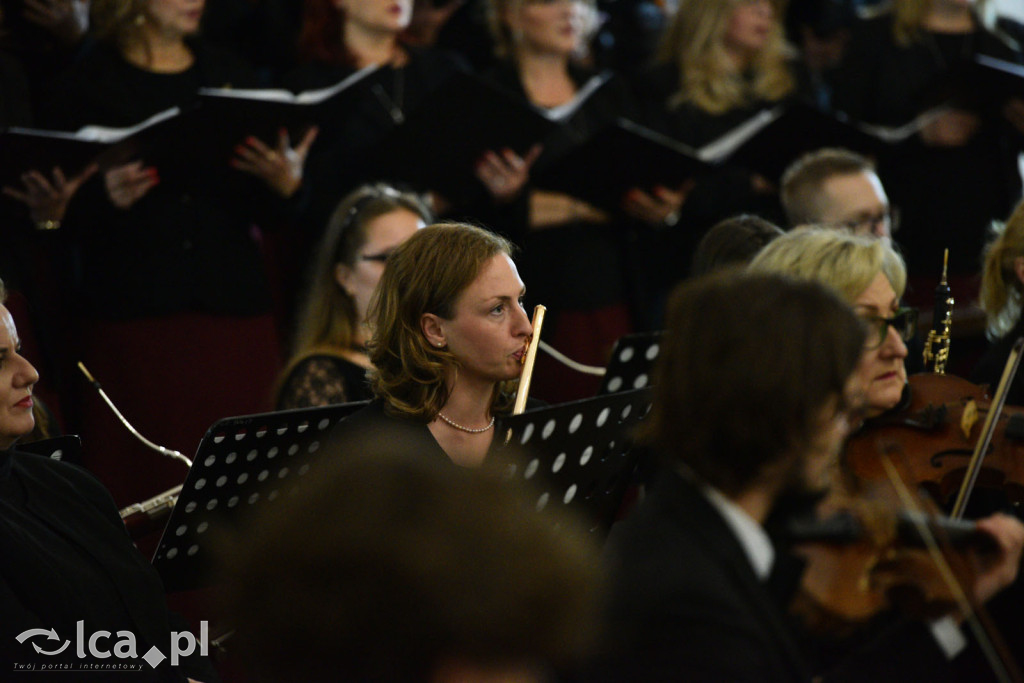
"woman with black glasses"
749,225,914,418
276,183,431,409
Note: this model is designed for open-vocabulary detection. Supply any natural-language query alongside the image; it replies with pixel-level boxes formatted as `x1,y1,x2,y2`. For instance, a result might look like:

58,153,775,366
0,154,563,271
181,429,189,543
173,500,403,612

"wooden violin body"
792,373,1022,633
845,373,1024,509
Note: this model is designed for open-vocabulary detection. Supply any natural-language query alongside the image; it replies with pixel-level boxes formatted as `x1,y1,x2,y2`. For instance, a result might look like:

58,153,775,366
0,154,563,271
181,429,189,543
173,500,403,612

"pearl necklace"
436,412,495,434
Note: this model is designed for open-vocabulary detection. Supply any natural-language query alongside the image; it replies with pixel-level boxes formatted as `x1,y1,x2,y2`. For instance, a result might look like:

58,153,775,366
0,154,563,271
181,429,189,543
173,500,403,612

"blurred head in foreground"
216,450,602,682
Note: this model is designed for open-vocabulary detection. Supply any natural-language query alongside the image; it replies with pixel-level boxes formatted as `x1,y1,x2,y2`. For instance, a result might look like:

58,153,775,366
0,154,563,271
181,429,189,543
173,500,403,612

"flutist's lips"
513,338,531,364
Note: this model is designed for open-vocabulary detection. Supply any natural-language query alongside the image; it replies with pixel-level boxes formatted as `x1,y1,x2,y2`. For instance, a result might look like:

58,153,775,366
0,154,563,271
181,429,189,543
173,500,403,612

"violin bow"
879,444,1023,683
950,337,1024,520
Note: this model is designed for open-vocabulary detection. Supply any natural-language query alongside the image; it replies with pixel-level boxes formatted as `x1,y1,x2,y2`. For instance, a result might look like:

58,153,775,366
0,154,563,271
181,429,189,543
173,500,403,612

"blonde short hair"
748,226,906,304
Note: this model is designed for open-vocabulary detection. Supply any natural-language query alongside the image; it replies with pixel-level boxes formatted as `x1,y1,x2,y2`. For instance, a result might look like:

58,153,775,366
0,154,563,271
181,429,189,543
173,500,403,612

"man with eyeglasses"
780,146,989,339
780,147,895,243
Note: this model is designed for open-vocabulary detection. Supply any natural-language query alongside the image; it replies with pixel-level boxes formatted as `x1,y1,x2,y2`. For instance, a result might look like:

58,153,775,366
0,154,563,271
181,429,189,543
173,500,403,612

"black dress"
35,41,285,510
39,40,273,320
0,49,38,295
478,62,638,402
0,447,215,681
971,316,1024,406
326,400,453,464
630,62,790,291
276,353,373,410
831,13,1024,287
282,47,466,238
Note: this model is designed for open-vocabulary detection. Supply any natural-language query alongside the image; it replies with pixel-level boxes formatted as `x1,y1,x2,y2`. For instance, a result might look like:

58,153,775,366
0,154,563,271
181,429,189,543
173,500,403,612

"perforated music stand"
151,401,368,593
491,387,653,535
599,332,663,395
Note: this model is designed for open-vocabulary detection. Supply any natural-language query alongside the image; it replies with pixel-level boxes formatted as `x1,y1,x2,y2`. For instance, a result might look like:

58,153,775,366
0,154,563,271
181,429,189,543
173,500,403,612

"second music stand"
492,387,653,535
599,332,662,395
151,401,368,593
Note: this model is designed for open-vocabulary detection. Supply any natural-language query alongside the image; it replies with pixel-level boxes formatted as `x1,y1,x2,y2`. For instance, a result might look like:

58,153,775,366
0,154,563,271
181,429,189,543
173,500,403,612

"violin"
789,366,1024,624
844,373,1024,512
787,473,994,630
787,257,1024,681
788,365,1024,681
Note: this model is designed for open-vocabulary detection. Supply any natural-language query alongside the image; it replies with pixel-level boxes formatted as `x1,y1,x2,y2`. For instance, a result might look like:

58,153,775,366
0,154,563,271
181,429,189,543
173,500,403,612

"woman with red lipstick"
749,226,911,418
329,223,534,468
0,278,216,680
34,0,309,508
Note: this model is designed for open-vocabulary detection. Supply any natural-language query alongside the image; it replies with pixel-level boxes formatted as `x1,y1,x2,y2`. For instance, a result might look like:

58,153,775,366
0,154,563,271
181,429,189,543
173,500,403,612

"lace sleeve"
277,357,351,410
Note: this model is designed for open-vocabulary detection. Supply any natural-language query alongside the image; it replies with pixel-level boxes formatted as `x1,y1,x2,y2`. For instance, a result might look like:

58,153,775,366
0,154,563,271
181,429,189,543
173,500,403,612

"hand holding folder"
534,118,711,215
375,71,612,204
0,67,379,201
1,163,97,227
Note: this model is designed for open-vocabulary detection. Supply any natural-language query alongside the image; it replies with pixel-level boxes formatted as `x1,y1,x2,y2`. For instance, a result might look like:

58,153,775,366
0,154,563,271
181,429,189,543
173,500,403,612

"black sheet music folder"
599,331,663,395
535,119,712,214
491,387,653,535
151,401,368,593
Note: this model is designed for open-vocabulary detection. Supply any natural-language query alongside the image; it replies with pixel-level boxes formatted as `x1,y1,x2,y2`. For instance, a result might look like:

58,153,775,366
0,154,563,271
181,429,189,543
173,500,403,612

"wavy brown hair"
641,270,866,496
368,223,516,420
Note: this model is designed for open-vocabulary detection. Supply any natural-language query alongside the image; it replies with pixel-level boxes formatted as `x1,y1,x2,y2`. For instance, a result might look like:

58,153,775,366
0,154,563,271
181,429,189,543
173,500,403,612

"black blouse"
831,13,1024,279
0,448,214,680
276,353,373,410
39,41,275,319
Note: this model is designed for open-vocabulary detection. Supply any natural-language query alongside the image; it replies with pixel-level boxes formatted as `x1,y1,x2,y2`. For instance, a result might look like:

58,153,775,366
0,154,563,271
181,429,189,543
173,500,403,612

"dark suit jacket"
0,448,215,681
599,467,954,682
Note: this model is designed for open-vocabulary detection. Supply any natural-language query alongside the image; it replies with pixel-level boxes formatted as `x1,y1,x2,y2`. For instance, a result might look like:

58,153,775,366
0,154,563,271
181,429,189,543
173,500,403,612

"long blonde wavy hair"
367,223,517,421
980,200,1024,339
655,0,795,115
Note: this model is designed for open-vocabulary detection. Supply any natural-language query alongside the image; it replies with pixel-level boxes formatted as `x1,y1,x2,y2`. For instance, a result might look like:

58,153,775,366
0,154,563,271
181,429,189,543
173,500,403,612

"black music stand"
599,332,663,395
18,435,84,466
151,401,368,593
491,388,653,535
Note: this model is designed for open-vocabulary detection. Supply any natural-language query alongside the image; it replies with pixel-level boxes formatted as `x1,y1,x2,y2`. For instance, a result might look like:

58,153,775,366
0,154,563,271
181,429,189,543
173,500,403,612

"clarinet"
922,249,953,375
